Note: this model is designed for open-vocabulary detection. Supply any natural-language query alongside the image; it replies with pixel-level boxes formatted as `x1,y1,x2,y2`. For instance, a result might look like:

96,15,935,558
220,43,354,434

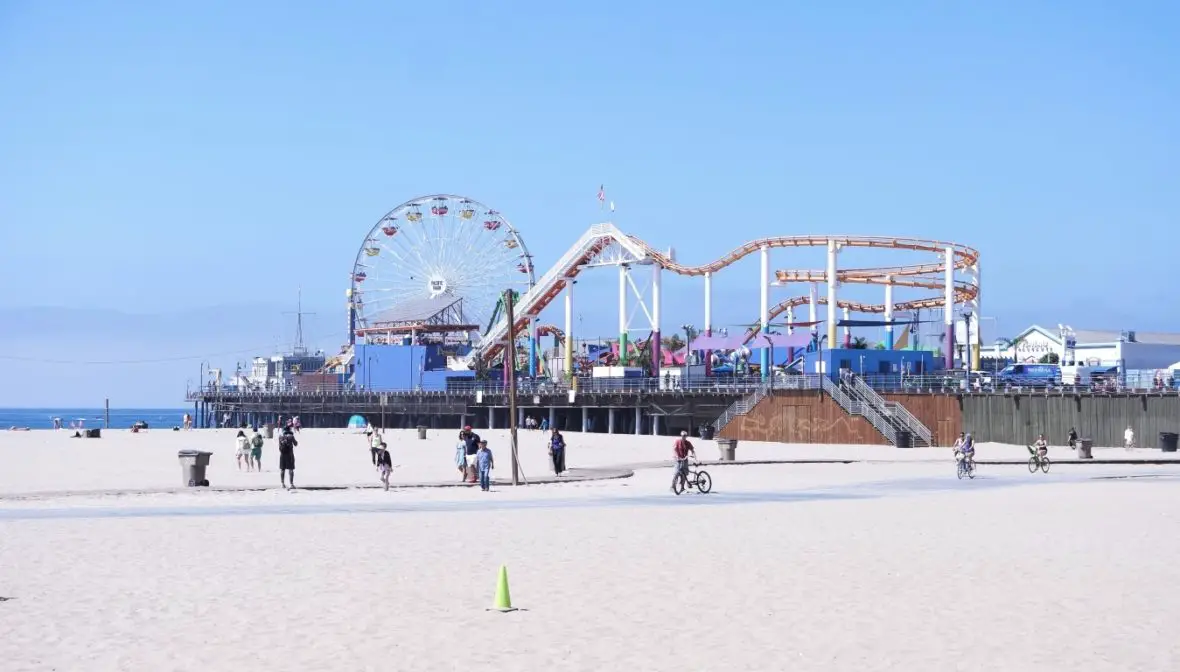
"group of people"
230,425,298,489
455,426,496,491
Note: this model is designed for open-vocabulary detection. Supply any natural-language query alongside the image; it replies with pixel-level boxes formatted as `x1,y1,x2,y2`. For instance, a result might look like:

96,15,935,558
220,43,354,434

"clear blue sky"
1,1,1177,406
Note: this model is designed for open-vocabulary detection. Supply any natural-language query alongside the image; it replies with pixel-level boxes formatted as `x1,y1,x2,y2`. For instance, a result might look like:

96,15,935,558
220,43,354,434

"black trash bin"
895,430,913,448
701,425,715,440
1160,432,1178,453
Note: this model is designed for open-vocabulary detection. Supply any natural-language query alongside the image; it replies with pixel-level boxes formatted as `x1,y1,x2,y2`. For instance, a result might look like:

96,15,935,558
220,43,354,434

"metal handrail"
849,376,933,446
822,376,897,444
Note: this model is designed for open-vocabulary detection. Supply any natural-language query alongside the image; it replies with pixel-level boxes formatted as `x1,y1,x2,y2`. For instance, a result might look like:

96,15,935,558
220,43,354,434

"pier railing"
188,372,1180,401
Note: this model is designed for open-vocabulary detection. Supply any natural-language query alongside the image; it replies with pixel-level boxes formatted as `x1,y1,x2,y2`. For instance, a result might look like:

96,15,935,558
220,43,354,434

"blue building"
802,348,940,380
352,344,475,391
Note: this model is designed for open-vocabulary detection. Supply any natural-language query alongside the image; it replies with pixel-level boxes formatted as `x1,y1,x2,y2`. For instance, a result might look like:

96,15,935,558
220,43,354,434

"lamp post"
761,332,775,390
682,323,694,387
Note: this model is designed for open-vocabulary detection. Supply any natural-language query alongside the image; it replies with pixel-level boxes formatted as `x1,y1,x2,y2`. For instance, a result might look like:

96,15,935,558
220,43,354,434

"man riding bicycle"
672,431,696,492
1033,434,1048,459
956,432,976,467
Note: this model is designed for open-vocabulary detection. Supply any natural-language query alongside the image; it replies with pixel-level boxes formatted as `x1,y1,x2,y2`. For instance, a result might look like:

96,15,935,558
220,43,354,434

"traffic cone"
492,564,517,612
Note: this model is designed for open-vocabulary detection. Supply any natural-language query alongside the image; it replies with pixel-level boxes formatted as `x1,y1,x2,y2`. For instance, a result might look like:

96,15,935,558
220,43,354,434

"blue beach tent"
347,415,367,430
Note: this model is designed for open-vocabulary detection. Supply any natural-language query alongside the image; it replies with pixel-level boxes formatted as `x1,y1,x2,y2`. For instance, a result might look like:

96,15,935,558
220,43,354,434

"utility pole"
504,289,521,486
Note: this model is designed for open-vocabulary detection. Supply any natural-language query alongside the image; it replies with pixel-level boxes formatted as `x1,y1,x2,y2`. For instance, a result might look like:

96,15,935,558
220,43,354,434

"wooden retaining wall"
720,391,1180,447
719,391,961,445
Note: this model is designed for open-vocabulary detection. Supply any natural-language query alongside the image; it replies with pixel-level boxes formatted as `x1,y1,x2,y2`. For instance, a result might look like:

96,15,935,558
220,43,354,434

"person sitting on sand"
278,426,297,489
235,430,251,471
672,431,696,492
376,441,393,491
250,429,264,471
476,440,494,491
549,428,567,476
1033,434,1048,459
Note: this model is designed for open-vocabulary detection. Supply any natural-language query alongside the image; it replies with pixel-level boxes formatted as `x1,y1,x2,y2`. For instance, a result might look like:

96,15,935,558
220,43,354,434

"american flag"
597,184,605,204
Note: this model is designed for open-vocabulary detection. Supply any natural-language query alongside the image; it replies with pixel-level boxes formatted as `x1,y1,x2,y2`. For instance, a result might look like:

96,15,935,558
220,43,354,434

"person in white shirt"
234,430,251,471
369,428,383,466
1124,426,1135,450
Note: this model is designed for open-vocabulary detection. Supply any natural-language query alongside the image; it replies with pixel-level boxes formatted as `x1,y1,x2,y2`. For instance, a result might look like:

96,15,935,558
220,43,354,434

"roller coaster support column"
884,277,895,350
704,271,713,376
564,281,575,381
618,264,629,365
826,240,839,350
785,306,795,368
970,262,981,371
528,318,537,378
651,265,663,378
944,247,955,369
809,283,818,332
759,245,770,380
842,307,851,347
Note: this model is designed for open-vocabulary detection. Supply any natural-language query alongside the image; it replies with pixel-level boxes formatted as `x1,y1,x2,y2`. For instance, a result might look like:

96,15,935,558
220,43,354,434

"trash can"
1160,432,1178,453
701,425,716,440
417,425,428,440
265,424,274,439
1077,438,1093,459
895,430,912,448
717,438,738,461
177,450,212,487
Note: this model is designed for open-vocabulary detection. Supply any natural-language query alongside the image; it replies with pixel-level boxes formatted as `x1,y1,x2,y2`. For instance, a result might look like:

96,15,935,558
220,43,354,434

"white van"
1059,365,1094,386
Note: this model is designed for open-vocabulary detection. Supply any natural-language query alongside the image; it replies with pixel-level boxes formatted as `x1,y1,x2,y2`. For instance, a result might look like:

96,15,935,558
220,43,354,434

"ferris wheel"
349,194,535,341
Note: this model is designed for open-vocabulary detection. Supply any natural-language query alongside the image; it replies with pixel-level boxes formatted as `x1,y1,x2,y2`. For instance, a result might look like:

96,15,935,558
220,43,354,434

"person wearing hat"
672,430,696,492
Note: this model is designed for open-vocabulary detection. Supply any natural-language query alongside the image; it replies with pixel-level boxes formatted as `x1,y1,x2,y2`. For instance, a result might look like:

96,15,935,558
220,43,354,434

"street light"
682,323,694,386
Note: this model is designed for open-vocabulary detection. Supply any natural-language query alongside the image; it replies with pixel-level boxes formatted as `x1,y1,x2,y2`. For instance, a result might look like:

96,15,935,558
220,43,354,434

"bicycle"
955,451,976,480
1027,446,1051,474
672,461,713,495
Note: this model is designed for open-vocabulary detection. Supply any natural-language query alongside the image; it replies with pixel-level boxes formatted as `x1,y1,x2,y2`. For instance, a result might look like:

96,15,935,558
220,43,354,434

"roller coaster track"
468,225,979,365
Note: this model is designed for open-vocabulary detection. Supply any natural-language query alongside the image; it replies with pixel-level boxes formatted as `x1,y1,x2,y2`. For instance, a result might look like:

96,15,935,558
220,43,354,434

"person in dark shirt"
278,427,298,490
549,428,567,476
461,425,481,483
376,441,393,491
672,431,696,491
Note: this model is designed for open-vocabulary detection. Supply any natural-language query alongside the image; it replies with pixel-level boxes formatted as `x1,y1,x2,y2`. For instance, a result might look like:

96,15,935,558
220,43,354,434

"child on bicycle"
672,431,696,492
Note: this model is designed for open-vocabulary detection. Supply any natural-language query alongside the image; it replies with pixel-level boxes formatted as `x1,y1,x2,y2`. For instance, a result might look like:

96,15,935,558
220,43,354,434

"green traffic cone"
493,564,517,612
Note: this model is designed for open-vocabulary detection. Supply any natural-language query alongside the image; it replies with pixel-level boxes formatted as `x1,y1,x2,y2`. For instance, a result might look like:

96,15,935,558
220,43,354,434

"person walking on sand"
671,430,696,492
369,427,383,467
1124,425,1135,450
549,428,567,476
235,430,251,471
454,430,468,482
278,426,298,489
462,425,482,483
476,439,494,491
250,428,264,471
376,441,393,491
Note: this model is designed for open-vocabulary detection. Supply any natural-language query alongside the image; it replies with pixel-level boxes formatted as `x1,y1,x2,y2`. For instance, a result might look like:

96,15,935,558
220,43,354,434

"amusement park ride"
345,194,981,381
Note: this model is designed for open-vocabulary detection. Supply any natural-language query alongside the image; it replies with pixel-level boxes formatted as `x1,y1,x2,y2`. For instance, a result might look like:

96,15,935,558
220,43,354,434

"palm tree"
849,336,870,350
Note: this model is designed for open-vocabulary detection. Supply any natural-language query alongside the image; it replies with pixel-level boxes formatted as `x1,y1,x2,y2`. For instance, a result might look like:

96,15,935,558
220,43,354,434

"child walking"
376,441,393,491
476,440,494,492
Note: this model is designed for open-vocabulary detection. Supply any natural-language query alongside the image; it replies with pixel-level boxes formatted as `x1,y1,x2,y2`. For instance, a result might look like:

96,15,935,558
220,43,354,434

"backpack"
251,434,263,449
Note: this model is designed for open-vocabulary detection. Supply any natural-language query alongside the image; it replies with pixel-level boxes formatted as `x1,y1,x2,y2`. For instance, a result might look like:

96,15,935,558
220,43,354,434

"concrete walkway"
0,467,634,502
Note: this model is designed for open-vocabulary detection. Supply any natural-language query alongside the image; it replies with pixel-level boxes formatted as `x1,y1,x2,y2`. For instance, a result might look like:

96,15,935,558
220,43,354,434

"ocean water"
0,408,189,430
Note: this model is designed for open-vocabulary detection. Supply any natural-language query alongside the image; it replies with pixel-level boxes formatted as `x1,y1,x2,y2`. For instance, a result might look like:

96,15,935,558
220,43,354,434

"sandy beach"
2,428,1179,671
